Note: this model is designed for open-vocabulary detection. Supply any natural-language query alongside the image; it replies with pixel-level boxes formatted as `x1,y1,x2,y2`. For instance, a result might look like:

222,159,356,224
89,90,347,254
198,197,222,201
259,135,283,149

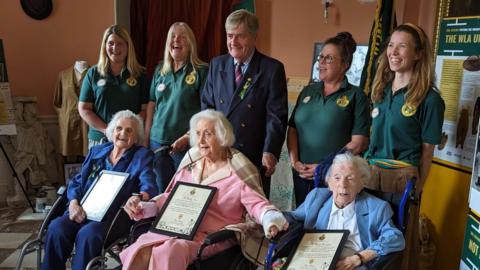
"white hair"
189,109,235,147
105,110,145,145
325,152,371,184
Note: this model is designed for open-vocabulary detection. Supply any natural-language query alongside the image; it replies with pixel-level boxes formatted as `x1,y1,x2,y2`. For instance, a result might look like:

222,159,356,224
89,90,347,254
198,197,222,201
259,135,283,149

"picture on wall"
310,43,369,87
64,163,82,183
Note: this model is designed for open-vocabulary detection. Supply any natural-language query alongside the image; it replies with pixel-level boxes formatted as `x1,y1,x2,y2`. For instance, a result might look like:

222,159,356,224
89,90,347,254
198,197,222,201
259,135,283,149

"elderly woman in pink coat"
120,109,288,269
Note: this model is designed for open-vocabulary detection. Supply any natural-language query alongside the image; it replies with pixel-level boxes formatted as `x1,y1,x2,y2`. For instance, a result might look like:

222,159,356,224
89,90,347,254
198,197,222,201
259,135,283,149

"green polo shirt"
149,63,208,145
288,79,369,163
79,66,148,141
365,84,445,166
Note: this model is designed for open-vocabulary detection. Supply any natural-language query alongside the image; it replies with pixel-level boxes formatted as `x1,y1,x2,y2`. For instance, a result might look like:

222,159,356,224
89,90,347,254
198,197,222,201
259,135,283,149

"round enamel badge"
303,96,311,103
97,79,106,87
185,72,196,85
401,104,416,117
371,107,379,118
336,95,350,107
126,77,137,87
157,83,166,92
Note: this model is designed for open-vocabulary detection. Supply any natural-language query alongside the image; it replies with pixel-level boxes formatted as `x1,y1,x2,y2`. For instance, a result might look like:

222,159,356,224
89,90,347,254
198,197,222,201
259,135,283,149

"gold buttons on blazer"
241,123,246,128
247,104,252,109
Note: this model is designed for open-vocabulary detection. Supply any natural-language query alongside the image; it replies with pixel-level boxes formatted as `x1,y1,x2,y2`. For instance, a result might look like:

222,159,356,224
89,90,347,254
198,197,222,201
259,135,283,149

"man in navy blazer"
201,9,288,197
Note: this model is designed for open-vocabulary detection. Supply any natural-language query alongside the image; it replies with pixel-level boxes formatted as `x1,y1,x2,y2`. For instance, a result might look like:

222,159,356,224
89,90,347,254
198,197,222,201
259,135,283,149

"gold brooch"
336,95,349,107
126,77,137,87
185,71,196,85
401,104,416,117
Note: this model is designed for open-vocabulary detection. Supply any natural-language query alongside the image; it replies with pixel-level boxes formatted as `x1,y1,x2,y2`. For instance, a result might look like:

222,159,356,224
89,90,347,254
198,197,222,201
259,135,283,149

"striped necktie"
235,62,243,88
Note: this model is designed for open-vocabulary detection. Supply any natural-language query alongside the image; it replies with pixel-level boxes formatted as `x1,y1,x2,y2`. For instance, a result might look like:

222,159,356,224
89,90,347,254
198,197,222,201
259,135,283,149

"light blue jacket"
287,188,405,256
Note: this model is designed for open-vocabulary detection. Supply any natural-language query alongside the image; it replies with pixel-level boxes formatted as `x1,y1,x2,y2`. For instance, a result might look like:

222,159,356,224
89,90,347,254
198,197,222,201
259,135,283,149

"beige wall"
0,1,115,115
256,0,377,78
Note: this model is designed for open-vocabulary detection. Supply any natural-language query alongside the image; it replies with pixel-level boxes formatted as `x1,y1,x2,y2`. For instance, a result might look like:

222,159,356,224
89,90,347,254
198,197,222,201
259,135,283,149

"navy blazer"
67,142,158,221
201,50,288,167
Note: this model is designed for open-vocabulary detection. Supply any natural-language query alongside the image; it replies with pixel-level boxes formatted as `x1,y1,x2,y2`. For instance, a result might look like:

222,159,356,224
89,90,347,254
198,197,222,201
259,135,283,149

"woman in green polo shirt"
287,32,370,206
144,22,208,191
365,23,445,269
79,25,148,147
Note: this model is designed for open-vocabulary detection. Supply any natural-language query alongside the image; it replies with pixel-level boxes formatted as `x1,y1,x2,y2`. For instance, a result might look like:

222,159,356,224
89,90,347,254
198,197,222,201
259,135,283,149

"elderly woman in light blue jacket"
287,152,404,270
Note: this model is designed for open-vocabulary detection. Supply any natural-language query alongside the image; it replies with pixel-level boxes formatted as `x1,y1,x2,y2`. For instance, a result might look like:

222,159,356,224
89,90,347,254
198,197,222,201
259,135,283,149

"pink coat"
120,157,276,270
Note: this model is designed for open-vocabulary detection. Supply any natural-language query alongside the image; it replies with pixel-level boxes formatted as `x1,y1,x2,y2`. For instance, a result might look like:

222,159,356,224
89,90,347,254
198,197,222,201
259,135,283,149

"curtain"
130,0,240,78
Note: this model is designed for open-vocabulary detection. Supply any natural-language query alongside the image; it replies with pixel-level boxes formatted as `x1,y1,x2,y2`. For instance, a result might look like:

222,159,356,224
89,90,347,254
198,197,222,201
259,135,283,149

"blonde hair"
225,9,259,35
97,25,144,78
160,22,207,76
371,23,436,108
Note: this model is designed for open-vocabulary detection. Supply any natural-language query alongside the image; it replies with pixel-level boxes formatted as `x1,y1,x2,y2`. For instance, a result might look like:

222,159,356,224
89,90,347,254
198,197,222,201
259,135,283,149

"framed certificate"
80,170,129,222
150,181,217,240
282,230,349,270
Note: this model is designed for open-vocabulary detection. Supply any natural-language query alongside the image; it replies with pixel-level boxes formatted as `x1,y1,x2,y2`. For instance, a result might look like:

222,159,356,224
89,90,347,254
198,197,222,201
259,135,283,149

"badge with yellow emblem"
126,77,137,87
185,71,196,85
401,104,416,117
336,95,349,107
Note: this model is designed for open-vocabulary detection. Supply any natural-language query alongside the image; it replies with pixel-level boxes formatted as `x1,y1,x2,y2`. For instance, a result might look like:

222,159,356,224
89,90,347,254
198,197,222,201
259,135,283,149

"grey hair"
105,110,145,145
225,9,259,35
189,109,235,147
325,152,371,185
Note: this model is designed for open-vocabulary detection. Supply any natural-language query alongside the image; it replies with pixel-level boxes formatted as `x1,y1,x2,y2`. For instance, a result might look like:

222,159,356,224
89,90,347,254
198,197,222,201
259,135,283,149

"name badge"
336,95,349,107
303,96,311,103
371,107,379,118
126,77,137,87
97,79,106,87
401,104,416,117
157,83,166,92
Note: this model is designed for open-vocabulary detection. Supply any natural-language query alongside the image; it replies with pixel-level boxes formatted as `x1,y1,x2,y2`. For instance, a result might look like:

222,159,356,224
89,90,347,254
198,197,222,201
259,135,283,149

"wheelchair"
86,207,260,270
15,186,135,270
264,178,416,270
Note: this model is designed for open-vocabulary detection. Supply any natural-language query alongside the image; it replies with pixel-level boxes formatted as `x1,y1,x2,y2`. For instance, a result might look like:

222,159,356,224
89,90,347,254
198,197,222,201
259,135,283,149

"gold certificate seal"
126,77,137,87
336,95,349,107
185,71,196,85
401,104,416,117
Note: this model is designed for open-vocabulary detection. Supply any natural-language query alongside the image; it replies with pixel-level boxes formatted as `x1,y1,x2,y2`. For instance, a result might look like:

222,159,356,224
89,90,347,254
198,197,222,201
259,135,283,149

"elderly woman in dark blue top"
41,110,158,270
287,153,404,269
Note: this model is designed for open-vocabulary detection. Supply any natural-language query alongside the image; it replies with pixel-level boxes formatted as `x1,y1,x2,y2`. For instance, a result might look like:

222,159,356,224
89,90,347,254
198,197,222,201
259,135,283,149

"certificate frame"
150,181,217,240
282,230,349,270
80,170,129,222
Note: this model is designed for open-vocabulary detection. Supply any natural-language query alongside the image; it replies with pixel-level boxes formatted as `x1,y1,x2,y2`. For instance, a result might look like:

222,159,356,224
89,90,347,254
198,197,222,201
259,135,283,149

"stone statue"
5,97,57,206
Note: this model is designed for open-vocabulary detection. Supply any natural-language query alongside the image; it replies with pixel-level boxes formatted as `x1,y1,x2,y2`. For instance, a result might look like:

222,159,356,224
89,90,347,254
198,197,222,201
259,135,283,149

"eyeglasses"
318,54,335,64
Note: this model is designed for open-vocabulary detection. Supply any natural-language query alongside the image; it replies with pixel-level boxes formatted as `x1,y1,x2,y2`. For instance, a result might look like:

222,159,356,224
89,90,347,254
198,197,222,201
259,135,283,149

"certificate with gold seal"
150,181,217,240
282,230,349,270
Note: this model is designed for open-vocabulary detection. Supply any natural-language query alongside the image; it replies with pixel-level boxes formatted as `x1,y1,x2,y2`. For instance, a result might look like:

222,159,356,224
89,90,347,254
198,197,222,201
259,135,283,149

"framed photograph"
80,170,129,222
63,163,82,183
282,230,349,270
150,181,217,240
310,43,369,87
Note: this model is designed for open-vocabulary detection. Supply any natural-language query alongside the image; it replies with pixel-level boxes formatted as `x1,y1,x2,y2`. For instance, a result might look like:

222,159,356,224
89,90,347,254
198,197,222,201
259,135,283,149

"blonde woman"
364,23,445,269
144,22,208,192
79,25,148,147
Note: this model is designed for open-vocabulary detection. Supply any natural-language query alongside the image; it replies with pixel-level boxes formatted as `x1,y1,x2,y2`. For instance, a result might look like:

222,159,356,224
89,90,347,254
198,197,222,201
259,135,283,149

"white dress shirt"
327,200,363,258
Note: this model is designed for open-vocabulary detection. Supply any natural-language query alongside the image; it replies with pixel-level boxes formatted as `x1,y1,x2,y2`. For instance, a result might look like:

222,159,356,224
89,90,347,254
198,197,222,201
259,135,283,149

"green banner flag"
359,0,396,94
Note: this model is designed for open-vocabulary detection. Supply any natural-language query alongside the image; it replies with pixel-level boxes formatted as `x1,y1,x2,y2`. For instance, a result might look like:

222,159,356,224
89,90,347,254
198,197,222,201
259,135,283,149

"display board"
433,17,480,169
0,39,16,135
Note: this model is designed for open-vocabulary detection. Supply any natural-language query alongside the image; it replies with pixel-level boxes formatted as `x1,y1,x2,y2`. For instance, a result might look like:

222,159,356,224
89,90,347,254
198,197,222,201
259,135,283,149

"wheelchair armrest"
57,185,66,196
368,251,403,270
202,229,236,246
270,220,303,245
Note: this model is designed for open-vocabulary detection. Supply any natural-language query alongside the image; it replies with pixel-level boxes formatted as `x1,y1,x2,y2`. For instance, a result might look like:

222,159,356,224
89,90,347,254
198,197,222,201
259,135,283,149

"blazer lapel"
228,50,262,115
220,59,235,106
355,191,370,249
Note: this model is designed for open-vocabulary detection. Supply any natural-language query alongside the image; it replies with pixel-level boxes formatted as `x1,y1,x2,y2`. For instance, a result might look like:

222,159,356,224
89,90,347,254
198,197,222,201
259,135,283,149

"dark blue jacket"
201,50,288,167
67,142,158,221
